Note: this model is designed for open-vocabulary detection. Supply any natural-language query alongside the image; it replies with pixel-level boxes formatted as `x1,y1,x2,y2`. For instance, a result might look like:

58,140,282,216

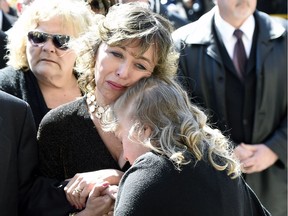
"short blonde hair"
74,3,179,93
6,0,94,70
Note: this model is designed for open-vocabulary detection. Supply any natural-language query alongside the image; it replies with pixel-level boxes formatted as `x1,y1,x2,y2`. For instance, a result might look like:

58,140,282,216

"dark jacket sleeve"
0,91,38,216
19,108,75,215
22,178,75,216
17,101,39,211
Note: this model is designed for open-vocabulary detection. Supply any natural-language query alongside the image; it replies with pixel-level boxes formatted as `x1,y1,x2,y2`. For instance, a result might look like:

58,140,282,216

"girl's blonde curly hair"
103,77,242,179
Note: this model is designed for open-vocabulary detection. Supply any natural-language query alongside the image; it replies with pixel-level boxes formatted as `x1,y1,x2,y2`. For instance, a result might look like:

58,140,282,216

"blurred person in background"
1,0,17,17
15,0,32,15
0,0,17,31
166,0,215,22
167,0,206,22
118,0,188,29
86,0,115,15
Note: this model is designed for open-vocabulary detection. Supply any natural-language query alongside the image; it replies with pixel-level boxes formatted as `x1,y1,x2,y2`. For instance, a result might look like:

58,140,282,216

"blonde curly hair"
5,0,94,71
103,77,242,179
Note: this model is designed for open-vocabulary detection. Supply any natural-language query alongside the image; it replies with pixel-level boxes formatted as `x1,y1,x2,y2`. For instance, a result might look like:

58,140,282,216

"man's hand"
234,143,278,174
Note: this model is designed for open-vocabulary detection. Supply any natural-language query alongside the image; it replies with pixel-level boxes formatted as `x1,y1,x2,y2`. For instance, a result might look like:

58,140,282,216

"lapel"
204,10,228,121
207,40,228,121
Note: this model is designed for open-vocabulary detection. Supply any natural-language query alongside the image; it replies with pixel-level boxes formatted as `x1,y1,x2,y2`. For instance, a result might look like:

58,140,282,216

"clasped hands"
64,169,124,216
233,143,278,174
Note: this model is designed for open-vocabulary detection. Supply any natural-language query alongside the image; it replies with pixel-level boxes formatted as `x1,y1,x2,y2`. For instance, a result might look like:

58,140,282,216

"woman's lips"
107,80,125,90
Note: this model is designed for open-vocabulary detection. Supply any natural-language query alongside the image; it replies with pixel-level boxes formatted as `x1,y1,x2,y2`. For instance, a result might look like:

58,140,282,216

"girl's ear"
143,125,152,138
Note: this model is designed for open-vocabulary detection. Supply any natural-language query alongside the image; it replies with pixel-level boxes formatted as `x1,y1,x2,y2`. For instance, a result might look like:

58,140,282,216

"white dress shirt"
214,9,255,59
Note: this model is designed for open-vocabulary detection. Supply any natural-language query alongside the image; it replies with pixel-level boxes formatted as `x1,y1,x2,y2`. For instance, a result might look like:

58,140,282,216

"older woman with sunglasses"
0,0,94,128
36,3,179,216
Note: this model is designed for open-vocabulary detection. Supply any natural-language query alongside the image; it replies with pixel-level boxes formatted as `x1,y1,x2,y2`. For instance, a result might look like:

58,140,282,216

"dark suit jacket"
173,8,287,216
0,30,7,69
0,90,38,216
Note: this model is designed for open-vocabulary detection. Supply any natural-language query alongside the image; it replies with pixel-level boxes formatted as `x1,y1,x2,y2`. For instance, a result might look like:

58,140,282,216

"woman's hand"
75,182,118,216
64,169,123,209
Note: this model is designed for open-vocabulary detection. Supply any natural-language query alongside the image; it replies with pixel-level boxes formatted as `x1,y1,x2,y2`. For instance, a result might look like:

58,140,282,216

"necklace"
86,90,109,120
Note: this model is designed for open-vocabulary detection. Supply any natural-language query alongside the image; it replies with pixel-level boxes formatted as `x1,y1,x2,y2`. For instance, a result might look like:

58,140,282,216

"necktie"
233,29,247,80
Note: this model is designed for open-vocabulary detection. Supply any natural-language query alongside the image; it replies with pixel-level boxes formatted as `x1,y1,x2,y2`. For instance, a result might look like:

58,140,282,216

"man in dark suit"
173,0,287,215
0,30,7,68
0,90,38,216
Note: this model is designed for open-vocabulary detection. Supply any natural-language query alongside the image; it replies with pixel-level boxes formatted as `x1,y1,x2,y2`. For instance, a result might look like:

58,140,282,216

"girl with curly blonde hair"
101,77,271,216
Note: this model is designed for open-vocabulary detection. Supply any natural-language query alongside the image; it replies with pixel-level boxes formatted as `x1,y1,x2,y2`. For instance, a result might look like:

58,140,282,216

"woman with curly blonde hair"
101,77,271,216
0,0,94,128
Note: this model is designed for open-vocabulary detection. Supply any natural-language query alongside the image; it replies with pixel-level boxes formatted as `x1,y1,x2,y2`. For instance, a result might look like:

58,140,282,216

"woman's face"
94,42,156,105
26,16,77,88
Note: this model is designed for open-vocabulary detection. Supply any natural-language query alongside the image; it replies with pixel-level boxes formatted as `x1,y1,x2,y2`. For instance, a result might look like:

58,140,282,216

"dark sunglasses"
27,31,70,50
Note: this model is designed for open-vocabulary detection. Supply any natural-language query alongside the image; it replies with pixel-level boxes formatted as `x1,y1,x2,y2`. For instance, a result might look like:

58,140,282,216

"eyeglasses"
27,31,70,50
